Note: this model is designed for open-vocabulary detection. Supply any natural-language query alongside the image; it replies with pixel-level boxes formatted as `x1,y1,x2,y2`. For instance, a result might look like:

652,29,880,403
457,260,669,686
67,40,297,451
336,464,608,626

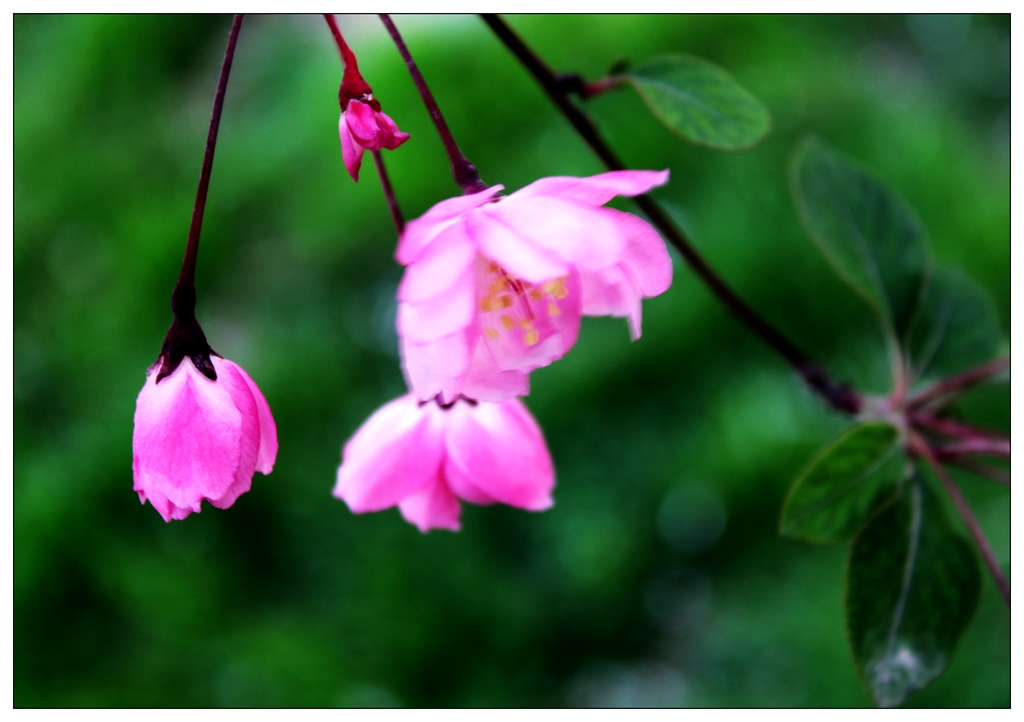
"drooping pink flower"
333,394,554,532
339,99,410,181
132,355,278,522
396,170,674,403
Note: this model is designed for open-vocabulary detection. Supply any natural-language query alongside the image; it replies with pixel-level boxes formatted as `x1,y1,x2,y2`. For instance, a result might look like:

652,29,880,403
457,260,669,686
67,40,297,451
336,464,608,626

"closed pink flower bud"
395,170,674,404
339,98,410,181
132,356,278,522
334,394,554,532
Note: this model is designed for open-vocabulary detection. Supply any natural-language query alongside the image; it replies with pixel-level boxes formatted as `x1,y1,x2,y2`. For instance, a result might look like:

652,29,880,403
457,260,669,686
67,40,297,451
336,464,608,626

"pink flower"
132,356,278,522
339,99,410,181
395,170,674,403
333,394,554,532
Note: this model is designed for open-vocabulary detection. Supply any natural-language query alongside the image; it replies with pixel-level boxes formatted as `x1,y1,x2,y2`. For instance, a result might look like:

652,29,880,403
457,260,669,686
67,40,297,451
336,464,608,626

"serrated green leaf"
781,422,906,543
845,477,980,708
906,265,1000,385
792,137,930,342
624,54,770,150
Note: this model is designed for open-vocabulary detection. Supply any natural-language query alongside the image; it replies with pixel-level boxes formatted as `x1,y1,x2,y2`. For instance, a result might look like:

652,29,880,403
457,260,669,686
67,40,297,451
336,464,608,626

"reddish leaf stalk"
912,414,1009,443
378,14,488,194
173,13,244,317
912,434,1010,607
372,150,405,236
945,457,1010,487
934,438,1011,460
909,357,1010,411
480,13,861,416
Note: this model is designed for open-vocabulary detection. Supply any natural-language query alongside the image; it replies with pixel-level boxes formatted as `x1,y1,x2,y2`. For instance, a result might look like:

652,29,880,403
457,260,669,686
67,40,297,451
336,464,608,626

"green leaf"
623,54,771,150
845,477,980,708
792,137,930,341
905,265,1000,385
780,422,906,543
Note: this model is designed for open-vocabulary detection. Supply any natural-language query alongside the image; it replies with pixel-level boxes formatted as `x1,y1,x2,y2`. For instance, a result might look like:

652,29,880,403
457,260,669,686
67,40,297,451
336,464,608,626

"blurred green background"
14,14,1008,707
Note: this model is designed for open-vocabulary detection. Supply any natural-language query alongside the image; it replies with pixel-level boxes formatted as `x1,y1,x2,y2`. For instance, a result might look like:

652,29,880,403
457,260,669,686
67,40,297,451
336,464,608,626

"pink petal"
133,475,195,522
345,100,383,148
467,211,568,283
579,265,644,340
398,475,462,532
339,116,364,181
396,265,476,343
510,169,670,206
396,224,477,303
599,207,673,297
223,359,278,475
461,340,530,403
396,185,503,265
205,357,261,510
483,196,625,271
334,394,445,513
400,329,474,404
443,399,554,511
376,111,411,150
132,357,252,520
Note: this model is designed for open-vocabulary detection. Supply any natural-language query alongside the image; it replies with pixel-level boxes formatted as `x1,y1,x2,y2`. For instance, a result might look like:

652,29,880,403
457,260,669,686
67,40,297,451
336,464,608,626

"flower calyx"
154,283,217,383
419,394,479,411
338,50,376,112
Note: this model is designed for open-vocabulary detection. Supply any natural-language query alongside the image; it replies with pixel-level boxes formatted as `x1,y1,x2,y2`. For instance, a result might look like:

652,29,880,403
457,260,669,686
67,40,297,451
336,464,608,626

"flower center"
478,261,569,347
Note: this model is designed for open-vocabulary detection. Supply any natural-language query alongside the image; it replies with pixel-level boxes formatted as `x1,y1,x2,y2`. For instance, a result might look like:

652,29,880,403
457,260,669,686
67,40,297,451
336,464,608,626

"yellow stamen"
545,278,569,299
524,330,540,346
484,327,499,339
547,302,561,316
501,314,515,329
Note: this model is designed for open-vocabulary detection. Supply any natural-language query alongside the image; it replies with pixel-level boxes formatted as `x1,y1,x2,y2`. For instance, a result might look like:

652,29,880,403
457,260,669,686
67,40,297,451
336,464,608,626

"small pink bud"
334,394,554,532
132,356,277,522
339,99,410,181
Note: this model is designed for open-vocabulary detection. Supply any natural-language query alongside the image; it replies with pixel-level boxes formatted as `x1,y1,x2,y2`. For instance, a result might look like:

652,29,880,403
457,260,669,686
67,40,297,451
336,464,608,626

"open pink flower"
340,99,410,181
333,394,554,532
132,356,277,522
396,169,674,403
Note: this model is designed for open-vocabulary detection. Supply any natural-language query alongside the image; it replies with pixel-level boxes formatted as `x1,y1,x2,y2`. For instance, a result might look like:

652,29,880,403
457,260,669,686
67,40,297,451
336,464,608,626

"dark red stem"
912,434,1010,606
372,150,405,236
378,14,488,194
173,13,243,319
324,14,357,72
480,14,861,415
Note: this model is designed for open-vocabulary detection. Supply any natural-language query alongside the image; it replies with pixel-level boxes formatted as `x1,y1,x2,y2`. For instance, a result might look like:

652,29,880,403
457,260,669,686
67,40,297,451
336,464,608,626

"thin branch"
372,150,405,236
324,14,373,103
480,14,861,416
324,14,357,70
379,14,488,194
173,14,244,318
911,433,1010,606
945,458,1010,487
909,357,1010,410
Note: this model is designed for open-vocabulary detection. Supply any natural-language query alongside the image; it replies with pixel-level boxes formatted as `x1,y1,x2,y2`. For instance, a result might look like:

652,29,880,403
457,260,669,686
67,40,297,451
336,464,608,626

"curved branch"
480,14,861,415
